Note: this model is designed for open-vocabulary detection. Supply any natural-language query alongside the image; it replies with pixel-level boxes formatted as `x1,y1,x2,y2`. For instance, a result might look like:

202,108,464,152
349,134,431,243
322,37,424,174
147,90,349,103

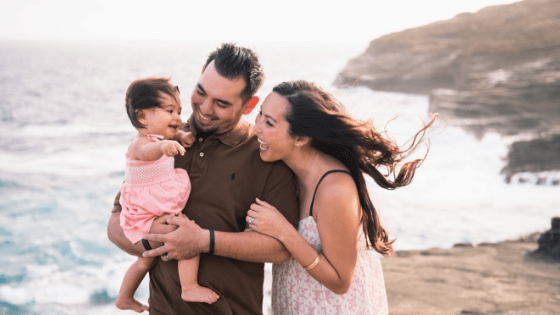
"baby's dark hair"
125,77,179,129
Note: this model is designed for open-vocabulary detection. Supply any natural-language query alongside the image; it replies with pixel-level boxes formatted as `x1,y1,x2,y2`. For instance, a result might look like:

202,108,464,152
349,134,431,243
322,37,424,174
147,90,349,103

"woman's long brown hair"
273,80,437,256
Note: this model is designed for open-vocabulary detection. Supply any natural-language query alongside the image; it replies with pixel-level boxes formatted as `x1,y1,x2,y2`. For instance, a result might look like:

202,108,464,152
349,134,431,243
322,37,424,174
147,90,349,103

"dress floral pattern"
271,216,388,315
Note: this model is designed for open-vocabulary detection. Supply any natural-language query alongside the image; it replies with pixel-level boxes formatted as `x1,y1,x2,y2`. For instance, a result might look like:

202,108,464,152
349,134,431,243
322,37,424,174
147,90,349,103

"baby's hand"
161,140,185,157
176,131,196,148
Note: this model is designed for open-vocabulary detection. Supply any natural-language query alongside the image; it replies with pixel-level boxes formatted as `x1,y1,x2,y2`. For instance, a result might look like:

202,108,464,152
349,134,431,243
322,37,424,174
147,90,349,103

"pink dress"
119,135,191,244
271,170,389,315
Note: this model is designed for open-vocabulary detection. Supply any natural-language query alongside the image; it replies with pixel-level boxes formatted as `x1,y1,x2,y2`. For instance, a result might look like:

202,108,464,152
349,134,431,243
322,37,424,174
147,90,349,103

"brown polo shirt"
112,117,299,315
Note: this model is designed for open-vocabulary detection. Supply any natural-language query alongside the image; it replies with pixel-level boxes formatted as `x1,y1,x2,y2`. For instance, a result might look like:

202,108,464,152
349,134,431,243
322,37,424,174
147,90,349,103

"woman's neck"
286,148,325,192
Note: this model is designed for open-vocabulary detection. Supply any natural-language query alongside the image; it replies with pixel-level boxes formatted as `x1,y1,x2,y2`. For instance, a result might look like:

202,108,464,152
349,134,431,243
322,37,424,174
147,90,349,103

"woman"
247,80,436,314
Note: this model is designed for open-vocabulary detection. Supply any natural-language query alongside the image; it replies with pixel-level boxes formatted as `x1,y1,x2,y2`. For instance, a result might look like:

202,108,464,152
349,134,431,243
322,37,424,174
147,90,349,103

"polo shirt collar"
187,116,250,148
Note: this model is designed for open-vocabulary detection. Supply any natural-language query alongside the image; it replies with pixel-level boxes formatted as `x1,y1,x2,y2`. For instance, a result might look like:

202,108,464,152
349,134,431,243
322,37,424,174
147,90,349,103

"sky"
0,0,521,44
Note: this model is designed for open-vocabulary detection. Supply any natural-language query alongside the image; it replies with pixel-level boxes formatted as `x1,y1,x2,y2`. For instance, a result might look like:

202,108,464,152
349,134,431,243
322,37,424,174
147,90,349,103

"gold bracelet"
304,255,321,271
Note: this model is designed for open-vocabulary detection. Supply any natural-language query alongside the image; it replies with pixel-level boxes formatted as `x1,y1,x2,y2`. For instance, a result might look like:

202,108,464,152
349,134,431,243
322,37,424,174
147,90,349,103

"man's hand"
144,214,178,248
142,214,209,260
107,212,177,257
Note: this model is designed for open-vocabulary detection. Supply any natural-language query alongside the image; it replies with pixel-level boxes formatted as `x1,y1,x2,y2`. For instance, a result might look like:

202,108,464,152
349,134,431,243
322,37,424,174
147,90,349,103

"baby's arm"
129,137,185,162
174,130,196,148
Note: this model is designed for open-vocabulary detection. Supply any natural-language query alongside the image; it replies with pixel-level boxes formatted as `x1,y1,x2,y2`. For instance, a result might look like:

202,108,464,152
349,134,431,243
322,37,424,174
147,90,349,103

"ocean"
0,40,557,314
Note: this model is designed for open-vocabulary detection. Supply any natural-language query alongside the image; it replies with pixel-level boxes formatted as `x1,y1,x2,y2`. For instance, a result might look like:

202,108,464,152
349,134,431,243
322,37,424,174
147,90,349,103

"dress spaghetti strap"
309,170,351,217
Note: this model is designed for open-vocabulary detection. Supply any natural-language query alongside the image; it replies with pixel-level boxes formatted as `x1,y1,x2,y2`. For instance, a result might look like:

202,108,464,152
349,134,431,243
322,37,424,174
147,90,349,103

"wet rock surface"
529,217,560,263
336,0,560,180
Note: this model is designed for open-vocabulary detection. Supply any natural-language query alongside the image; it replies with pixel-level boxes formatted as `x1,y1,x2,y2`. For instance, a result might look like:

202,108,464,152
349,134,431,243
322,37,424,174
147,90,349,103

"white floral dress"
271,170,389,315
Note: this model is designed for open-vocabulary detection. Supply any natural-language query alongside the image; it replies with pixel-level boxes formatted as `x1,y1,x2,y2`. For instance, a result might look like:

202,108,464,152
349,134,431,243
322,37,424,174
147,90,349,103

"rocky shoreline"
335,0,560,182
382,218,560,315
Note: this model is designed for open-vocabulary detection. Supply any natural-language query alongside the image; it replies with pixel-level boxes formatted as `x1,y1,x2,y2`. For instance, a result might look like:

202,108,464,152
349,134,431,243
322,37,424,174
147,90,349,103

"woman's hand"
161,140,185,157
246,198,292,242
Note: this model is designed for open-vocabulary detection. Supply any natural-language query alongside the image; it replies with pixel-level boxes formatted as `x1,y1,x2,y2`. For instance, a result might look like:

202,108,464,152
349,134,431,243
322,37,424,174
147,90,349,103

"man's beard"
192,116,216,137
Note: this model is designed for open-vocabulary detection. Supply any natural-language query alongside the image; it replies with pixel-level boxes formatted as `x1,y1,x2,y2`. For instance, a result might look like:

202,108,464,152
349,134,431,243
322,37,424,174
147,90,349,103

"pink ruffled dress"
119,135,191,244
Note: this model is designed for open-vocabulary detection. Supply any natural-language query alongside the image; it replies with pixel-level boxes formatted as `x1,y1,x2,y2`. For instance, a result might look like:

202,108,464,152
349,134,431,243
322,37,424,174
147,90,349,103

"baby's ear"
136,109,144,118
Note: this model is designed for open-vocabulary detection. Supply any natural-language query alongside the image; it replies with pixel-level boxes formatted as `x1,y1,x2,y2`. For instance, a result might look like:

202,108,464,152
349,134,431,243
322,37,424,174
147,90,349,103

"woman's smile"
258,138,269,151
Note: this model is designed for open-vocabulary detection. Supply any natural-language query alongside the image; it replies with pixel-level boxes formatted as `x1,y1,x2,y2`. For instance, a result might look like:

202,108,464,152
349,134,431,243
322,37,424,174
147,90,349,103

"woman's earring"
295,143,300,146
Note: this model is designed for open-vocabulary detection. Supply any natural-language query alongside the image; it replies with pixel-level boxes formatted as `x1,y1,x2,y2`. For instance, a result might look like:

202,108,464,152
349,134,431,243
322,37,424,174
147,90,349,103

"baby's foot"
115,296,149,313
181,284,220,304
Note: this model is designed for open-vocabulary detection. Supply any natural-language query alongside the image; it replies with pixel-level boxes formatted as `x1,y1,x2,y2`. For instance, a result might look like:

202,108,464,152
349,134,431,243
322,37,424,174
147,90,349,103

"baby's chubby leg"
179,255,220,304
116,256,155,312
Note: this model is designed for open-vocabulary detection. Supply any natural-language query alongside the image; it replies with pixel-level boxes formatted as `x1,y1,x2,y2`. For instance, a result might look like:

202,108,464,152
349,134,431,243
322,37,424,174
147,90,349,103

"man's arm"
142,215,290,262
107,192,176,257
143,160,299,263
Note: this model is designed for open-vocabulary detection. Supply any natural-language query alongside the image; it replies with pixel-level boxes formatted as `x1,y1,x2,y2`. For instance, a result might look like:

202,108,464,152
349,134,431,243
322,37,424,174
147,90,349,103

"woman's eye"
266,121,273,127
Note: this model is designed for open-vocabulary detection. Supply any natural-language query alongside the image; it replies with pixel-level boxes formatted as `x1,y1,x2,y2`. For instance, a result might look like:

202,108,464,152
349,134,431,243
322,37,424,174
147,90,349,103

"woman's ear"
294,135,311,147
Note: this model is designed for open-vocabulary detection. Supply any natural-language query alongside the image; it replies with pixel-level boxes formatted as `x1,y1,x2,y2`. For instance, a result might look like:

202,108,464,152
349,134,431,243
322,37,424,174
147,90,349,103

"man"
108,43,299,314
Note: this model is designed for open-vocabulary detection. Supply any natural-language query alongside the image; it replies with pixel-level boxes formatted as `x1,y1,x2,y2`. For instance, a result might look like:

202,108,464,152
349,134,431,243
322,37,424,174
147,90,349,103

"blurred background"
1,0,558,313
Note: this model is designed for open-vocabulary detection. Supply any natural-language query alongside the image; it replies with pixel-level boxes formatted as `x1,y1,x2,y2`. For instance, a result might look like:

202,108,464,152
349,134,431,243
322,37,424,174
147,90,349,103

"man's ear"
243,96,259,115
201,65,206,74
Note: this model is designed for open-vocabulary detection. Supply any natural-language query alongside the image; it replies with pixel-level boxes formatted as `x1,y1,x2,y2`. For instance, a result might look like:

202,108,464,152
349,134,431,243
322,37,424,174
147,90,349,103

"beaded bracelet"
304,255,321,271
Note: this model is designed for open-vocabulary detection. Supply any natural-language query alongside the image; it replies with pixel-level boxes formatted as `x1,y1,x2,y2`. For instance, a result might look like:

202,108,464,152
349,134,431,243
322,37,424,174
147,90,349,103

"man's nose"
199,99,214,116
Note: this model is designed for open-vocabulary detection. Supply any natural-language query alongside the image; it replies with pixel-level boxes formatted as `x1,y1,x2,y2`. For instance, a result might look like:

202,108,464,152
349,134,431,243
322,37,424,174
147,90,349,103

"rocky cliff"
336,0,560,181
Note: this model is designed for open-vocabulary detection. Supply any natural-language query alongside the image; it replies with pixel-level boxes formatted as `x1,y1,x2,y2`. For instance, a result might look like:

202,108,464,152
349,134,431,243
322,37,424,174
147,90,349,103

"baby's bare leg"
179,255,219,304
116,256,155,312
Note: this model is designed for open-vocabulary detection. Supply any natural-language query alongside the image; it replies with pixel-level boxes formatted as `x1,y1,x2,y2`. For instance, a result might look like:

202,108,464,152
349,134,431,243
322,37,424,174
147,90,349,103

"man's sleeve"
261,161,299,228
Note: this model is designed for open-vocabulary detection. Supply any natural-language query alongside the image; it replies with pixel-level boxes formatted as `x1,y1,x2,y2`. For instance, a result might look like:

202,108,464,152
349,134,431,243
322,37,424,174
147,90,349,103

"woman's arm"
248,174,362,294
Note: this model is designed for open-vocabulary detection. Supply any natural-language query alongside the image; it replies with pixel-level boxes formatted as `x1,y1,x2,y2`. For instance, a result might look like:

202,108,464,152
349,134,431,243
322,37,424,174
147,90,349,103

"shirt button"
199,152,204,157
199,138,203,142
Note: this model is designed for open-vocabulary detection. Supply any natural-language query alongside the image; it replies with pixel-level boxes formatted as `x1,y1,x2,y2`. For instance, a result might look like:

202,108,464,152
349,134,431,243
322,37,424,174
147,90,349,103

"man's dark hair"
204,43,264,102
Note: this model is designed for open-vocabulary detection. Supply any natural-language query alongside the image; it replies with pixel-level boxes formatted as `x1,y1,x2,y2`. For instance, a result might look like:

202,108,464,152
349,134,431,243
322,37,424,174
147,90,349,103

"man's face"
190,61,248,135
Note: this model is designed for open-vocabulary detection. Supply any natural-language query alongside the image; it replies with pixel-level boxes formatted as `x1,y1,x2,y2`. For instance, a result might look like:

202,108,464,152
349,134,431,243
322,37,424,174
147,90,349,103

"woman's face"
254,92,296,162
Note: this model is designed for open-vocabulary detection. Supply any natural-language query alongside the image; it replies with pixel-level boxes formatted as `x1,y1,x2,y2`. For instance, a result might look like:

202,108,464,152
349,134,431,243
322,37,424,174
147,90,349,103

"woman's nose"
254,115,262,132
